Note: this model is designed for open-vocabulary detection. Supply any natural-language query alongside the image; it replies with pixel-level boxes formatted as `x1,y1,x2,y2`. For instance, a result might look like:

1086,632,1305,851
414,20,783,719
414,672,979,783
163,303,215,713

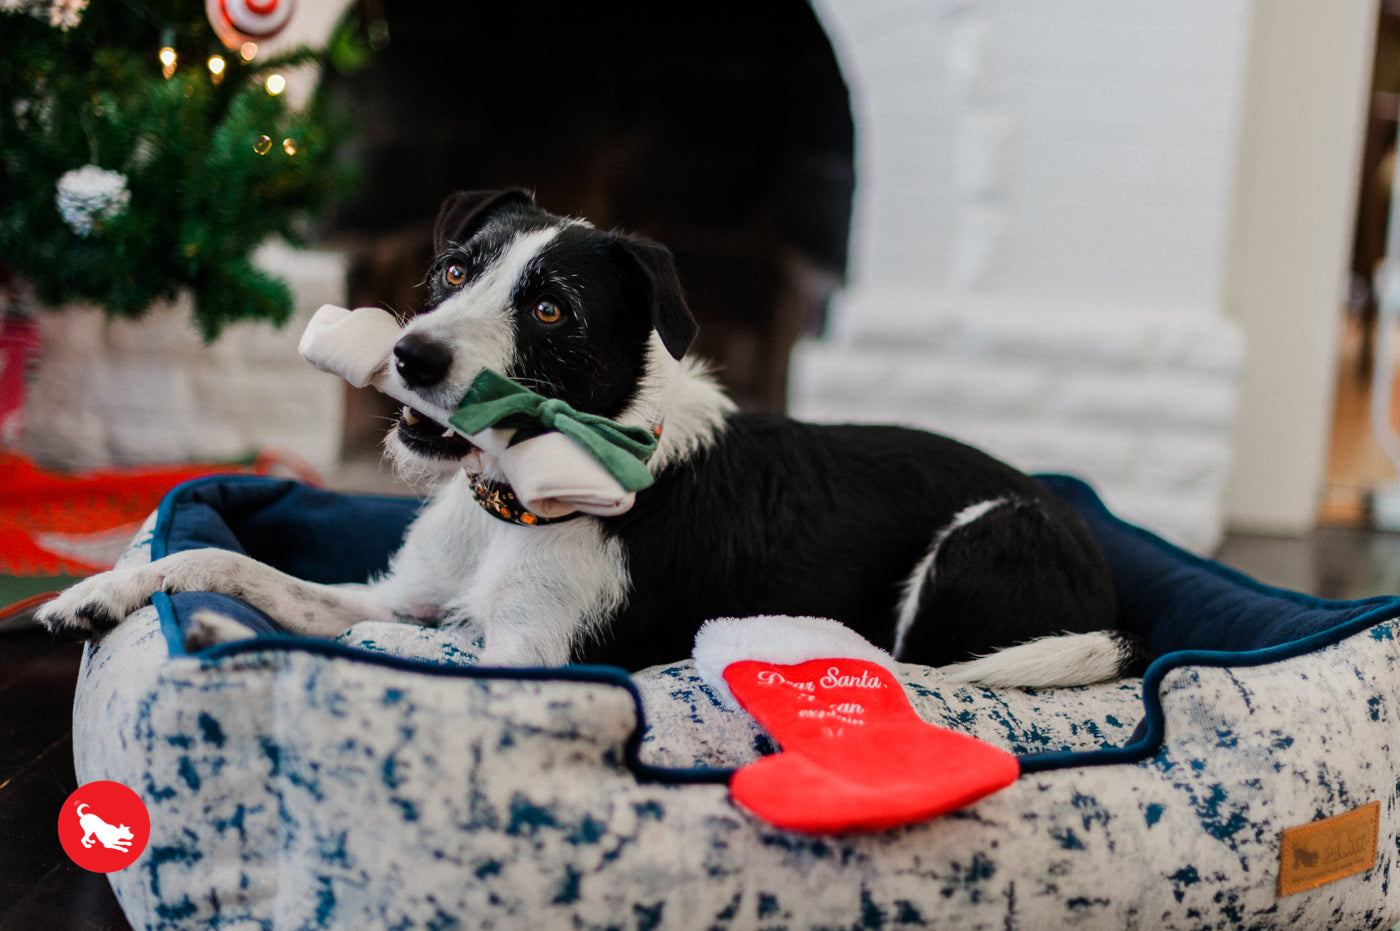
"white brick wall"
801,0,1252,550
21,242,347,473
791,297,1243,552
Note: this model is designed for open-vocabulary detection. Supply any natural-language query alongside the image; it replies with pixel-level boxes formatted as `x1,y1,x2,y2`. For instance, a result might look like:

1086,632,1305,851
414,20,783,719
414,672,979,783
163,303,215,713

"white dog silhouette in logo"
76,802,135,852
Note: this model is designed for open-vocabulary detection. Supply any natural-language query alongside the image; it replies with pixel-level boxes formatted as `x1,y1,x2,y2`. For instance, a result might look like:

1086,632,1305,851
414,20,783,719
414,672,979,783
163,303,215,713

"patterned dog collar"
468,421,663,528
468,475,584,527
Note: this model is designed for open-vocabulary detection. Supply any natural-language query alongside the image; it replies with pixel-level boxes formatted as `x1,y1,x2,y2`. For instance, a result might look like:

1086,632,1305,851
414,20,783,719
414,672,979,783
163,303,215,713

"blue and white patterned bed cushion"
74,476,1400,929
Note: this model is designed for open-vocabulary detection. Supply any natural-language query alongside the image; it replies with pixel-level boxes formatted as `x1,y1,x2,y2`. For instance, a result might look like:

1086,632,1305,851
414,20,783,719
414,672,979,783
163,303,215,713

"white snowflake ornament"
55,165,131,237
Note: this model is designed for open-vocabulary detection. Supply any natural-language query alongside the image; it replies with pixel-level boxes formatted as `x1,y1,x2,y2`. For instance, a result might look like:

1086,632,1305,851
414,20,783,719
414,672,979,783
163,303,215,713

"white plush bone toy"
299,304,637,518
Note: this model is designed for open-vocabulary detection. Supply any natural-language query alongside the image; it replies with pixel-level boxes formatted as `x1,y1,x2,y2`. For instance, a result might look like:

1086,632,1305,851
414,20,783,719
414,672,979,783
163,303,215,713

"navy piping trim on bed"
1017,603,1400,773
149,588,734,786
146,474,1400,787
1019,475,1400,773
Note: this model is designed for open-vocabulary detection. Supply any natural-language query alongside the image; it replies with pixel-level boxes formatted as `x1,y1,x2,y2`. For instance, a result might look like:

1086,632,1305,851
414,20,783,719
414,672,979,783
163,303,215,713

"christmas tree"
0,0,352,339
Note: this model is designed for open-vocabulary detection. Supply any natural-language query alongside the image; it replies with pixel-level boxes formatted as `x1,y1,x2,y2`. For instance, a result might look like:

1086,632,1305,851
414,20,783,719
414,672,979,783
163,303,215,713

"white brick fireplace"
788,0,1259,551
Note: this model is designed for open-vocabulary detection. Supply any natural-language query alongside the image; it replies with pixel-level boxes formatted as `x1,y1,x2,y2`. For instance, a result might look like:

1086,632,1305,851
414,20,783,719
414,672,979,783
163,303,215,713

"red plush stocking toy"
693,616,1020,834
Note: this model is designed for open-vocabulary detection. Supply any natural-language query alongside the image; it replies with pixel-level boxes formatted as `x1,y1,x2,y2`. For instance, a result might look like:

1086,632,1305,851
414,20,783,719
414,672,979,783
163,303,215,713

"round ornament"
206,0,297,50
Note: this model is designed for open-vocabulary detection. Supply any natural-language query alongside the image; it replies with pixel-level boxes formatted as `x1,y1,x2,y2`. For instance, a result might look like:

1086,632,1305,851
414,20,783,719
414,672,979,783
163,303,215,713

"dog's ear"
616,234,698,361
433,189,535,252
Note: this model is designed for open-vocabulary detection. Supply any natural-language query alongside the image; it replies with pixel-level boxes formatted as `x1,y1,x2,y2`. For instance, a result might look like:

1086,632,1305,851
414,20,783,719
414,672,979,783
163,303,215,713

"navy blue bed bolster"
1036,475,1396,656
153,473,1400,662
155,476,420,583
153,477,421,644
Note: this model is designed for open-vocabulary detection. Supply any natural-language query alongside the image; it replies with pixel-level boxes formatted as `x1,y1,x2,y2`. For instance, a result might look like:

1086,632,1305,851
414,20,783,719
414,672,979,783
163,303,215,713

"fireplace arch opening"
322,0,855,455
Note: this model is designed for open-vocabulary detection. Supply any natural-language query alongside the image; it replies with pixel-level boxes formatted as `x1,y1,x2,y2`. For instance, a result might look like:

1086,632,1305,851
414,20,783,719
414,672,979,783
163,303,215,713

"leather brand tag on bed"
1278,800,1380,897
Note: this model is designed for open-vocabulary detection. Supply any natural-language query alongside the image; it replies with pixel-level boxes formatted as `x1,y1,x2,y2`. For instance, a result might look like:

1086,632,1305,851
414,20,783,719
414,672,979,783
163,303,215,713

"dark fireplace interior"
320,0,855,458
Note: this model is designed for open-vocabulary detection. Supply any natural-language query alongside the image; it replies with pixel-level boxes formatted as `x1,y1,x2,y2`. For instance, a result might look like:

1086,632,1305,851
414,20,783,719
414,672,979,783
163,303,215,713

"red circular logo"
58,781,151,873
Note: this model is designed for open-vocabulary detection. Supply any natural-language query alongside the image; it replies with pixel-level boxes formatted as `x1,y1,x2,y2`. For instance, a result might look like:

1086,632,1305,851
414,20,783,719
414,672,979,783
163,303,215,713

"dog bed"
73,474,1400,929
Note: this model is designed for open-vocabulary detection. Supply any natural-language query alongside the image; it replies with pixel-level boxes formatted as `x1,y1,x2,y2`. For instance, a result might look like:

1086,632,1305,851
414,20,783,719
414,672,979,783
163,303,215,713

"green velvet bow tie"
447,369,659,492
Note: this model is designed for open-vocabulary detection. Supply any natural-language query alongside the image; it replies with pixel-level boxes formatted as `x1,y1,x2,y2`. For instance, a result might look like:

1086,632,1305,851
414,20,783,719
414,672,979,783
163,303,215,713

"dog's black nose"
393,334,452,388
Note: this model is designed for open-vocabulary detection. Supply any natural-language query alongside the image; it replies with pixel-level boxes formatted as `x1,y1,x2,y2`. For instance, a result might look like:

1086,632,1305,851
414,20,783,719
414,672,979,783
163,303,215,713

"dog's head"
388,189,698,475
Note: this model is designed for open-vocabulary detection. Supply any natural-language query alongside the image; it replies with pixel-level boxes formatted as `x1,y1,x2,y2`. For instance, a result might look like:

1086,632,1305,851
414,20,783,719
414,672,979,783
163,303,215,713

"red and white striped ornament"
206,0,297,50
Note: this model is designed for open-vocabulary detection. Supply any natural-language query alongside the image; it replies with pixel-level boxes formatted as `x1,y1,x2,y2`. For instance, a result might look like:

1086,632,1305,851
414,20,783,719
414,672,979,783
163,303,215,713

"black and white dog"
39,189,1139,686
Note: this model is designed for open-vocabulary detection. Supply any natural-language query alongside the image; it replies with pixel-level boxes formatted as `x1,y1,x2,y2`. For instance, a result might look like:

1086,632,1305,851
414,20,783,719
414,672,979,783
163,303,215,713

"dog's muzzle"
390,333,479,459
395,405,477,460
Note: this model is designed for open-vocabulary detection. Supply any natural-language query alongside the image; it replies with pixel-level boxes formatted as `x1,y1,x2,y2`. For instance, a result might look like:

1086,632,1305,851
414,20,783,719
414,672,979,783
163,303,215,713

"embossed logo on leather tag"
1278,801,1380,897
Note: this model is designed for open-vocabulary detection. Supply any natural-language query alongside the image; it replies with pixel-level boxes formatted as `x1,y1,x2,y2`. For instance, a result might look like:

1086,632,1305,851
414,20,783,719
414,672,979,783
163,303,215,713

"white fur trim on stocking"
692,615,899,709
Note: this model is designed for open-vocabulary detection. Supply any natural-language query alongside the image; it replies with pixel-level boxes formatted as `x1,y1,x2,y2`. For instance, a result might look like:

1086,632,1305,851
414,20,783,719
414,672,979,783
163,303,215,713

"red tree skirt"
0,451,244,576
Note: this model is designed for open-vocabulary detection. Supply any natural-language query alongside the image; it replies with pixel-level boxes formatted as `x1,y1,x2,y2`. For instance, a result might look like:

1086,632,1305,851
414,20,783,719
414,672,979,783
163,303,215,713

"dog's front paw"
477,628,571,668
35,567,159,640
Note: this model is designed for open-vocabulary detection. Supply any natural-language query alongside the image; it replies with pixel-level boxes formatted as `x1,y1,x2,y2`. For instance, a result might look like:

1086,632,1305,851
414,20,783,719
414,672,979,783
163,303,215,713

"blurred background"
321,0,856,455
3,0,1400,568
309,0,1400,566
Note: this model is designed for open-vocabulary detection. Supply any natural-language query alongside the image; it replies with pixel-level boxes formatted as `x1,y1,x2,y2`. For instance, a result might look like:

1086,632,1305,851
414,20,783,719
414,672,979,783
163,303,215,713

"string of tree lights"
0,0,356,338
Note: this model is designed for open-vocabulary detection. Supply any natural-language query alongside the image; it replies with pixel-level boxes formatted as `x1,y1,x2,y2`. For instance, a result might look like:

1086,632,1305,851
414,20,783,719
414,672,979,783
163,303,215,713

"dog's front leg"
469,550,626,668
37,548,396,642
458,521,629,668
464,570,582,668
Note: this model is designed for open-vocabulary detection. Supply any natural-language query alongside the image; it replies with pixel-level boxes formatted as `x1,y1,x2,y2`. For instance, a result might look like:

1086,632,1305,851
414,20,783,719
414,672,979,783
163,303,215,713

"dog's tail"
939,629,1150,689
75,802,89,818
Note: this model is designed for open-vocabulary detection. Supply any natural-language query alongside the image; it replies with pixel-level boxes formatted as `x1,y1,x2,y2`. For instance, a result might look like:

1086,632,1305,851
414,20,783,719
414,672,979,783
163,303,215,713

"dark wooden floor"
2,526,1398,930
1,627,132,931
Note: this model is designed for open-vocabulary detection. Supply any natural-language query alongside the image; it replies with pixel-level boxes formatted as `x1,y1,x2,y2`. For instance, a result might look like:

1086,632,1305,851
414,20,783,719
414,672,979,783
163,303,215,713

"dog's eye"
533,300,564,325
444,264,467,288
